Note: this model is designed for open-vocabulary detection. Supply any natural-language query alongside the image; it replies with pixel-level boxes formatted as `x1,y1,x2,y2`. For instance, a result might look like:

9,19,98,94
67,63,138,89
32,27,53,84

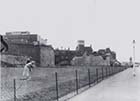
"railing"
2,66,128,101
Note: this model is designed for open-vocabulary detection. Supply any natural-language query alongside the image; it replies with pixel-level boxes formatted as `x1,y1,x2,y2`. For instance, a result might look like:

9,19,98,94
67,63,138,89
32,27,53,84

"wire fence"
1,66,129,101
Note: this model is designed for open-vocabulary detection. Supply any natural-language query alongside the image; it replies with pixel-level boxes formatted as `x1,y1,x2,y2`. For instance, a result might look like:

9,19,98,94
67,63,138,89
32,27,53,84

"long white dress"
23,63,31,78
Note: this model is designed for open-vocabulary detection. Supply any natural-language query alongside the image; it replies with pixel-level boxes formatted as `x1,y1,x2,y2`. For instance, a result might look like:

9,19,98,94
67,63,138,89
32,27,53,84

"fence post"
55,72,59,101
115,67,117,73
111,67,113,75
102,67,104,80
108,67,110,76
13,79,16,101
112,67,113,75
105,67,108,78
113,67,114,75
75,70,78,94
96,68,98,83
114,67,116,74
109,67,111,76
88,69,91,87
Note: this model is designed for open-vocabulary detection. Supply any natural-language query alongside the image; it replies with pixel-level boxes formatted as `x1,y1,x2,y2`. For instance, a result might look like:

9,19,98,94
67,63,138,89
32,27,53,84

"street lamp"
132,40,136,76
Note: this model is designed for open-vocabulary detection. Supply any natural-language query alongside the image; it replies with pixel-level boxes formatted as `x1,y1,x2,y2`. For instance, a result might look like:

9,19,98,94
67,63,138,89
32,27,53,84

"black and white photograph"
0,0,140,101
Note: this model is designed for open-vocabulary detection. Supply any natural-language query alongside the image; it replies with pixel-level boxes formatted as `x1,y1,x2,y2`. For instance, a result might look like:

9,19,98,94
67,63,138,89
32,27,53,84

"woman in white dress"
22,61,35,80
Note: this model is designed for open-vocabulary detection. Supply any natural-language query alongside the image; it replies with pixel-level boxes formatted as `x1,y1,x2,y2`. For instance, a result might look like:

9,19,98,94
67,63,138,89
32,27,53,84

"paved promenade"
69,67,140,101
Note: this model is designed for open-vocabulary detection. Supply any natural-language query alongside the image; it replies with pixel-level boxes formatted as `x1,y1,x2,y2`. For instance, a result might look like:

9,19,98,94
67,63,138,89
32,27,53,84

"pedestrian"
22,61,36,80
26,57,32,64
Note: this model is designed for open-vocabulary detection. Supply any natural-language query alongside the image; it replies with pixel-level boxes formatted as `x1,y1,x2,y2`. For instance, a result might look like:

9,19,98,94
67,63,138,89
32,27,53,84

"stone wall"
5,43,41,66
40,46,55,67
1,54,27,67
71,55,111,66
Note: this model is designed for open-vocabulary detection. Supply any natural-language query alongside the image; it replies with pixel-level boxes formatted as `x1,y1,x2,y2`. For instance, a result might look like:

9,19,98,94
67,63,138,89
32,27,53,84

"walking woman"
22,61,36,80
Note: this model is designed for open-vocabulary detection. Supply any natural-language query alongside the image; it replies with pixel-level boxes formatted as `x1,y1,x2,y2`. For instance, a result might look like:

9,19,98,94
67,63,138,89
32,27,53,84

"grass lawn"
1,66,123,101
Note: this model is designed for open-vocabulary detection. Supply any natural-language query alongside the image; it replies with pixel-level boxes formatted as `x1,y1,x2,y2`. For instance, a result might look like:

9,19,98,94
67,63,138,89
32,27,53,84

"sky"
0,0,140,62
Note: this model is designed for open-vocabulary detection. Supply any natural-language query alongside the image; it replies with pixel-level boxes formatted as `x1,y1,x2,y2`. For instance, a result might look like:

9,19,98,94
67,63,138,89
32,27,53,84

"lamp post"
133,40,136,76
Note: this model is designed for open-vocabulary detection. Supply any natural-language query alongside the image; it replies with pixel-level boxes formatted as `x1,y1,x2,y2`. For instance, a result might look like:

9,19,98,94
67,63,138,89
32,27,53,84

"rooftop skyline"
0,0,140,62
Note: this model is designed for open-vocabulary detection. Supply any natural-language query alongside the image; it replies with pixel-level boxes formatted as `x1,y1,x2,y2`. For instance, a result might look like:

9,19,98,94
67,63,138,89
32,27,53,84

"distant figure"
22,61,36,80
0,35,8,52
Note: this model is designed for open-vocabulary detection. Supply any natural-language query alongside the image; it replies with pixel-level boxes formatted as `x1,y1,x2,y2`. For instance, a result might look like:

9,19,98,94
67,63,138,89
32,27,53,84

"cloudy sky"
0,0,140,62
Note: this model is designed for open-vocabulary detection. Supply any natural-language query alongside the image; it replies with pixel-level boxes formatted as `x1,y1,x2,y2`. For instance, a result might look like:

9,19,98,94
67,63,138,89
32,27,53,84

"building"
97,48,116,60
76,40,93,55
71,54,111,66
4,31,54,67
5,31,47,45
71,47,118,66
54,49,77,66
54,40,93,66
